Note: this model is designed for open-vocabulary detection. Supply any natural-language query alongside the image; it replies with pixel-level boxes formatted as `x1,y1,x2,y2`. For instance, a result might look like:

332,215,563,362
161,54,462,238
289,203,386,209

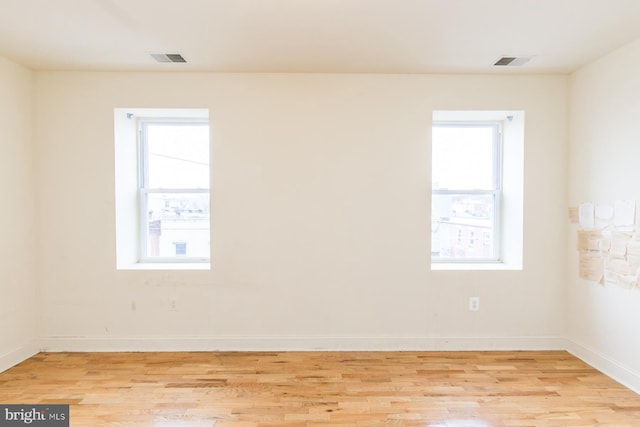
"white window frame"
115,108,211,271
431,121,503,263
137,118,210,264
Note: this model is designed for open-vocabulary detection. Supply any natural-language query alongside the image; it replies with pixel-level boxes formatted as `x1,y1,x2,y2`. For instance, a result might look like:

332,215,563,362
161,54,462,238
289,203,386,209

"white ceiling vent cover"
151,53,187,63
494,56,531,66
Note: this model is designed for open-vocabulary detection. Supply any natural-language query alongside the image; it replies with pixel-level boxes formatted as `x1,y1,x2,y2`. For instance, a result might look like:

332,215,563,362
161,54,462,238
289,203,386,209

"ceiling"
1,0,639,74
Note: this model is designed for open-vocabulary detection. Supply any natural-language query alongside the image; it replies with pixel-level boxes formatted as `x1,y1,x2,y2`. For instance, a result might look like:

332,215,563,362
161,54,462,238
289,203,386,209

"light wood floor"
1,351,640,426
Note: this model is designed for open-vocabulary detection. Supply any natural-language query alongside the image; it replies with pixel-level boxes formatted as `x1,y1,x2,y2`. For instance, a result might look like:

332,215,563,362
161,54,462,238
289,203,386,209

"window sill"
431,262,521,271
118,263,211,271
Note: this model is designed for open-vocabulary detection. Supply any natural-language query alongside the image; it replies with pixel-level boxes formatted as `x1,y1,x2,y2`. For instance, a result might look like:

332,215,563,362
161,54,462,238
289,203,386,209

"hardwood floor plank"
1,351,639,426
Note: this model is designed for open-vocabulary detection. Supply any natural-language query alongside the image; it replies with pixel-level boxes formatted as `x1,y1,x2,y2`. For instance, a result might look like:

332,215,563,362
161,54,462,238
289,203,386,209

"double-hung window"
431,122,502,262
138,119,210,262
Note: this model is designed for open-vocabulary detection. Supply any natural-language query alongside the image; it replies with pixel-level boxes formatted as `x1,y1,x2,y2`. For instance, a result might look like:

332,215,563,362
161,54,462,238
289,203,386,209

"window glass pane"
145,192,210,259
146,123,209,189
432,126,495,190
431,193,495,260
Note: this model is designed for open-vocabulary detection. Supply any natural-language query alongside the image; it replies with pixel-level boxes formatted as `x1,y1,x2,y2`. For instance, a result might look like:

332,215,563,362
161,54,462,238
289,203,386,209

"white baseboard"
39,335,567,353
565,338,640,395
0,341,39,374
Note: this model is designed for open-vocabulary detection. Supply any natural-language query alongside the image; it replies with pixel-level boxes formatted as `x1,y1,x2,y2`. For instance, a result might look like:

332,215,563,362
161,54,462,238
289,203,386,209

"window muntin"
139,120,210,262
431,123,502,262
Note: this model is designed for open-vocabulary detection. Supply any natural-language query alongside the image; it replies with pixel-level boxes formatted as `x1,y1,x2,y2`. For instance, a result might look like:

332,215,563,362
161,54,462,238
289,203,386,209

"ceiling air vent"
151,53,187,63
494,56,531,67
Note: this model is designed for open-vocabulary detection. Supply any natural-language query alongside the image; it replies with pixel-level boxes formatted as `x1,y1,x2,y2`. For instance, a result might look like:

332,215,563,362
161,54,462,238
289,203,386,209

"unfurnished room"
1,1,640,426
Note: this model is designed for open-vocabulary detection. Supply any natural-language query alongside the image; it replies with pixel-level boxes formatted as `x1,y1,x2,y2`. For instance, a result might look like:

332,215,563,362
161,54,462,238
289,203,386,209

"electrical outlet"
469,297,480,312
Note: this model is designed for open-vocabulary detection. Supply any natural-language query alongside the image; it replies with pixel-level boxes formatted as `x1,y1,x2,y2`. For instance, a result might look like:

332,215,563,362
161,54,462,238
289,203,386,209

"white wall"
567,38,640,392
0,57,38,371
34,72,568,351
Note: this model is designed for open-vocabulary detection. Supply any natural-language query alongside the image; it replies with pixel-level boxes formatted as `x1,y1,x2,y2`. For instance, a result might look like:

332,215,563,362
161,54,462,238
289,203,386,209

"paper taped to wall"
574,199,638,289
579,251,604,283
579,202,595,229
614,200,635,230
